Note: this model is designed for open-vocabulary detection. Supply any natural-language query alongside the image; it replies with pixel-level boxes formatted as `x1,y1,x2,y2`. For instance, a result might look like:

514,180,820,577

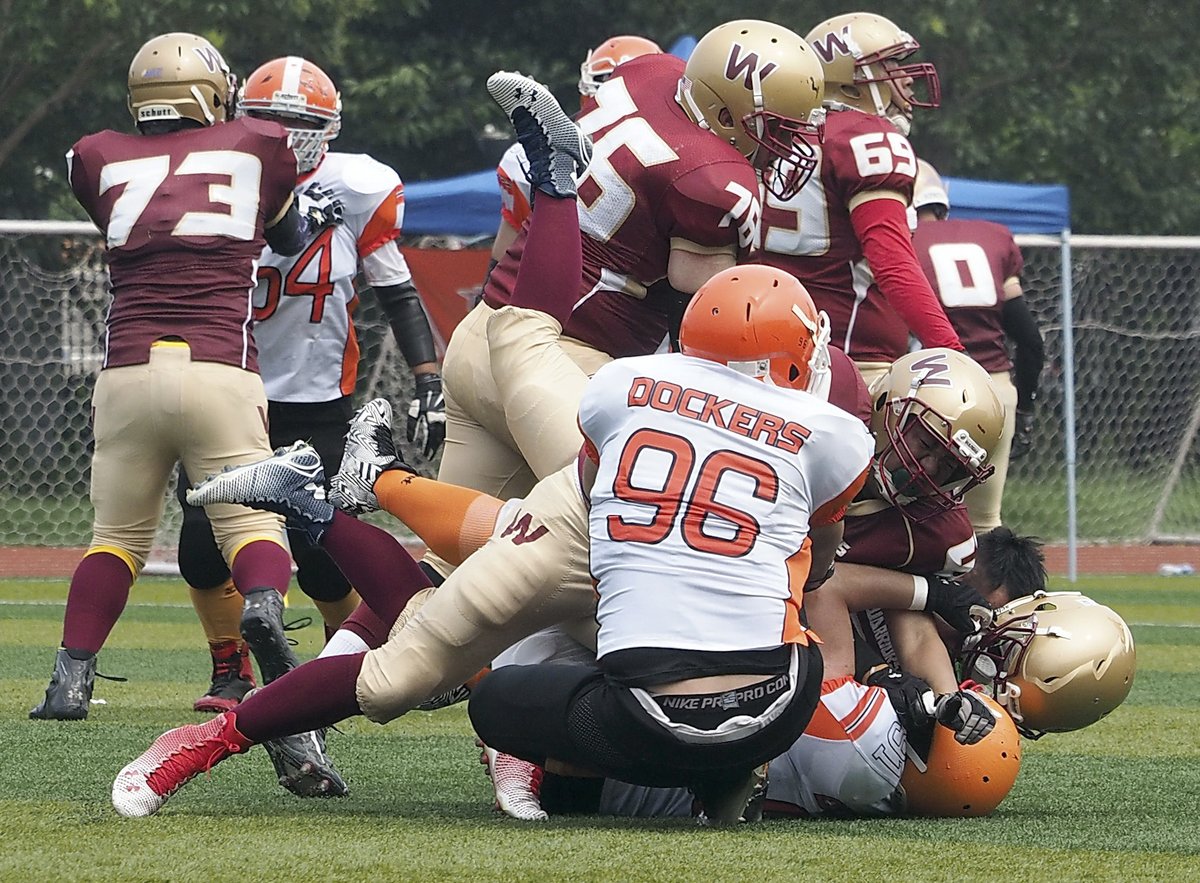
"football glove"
297,184,345,230
407,373,446,458
934,689,996,745
864,665,935,737
920,573,993,635
1010,408,1035,461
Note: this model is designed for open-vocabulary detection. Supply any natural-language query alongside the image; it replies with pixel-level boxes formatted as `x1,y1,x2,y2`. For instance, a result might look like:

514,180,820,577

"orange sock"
189,578,242,644
375,472,504,566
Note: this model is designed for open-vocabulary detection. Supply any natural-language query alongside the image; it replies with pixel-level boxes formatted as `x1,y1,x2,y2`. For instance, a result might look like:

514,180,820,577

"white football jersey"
767,677,906,816
253,152,413,402
496,142,532,233
580,354,873,657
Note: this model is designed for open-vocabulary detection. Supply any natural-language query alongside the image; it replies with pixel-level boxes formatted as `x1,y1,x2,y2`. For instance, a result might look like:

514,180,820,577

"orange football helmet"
678,265,831,394
239,56,341,173
578,35,663,96
900,693,1021,817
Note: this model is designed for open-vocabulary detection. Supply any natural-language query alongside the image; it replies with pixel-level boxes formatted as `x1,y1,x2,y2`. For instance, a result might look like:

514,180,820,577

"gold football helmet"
869,348,1005,520
127,32,236,127
806,12,940,136
900,693,1021,817
678,19,825,199
959,591,1137,738
239,57,342,173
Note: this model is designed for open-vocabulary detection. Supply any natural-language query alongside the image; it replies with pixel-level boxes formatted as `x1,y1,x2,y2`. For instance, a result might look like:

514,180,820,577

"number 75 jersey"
579,354,872,657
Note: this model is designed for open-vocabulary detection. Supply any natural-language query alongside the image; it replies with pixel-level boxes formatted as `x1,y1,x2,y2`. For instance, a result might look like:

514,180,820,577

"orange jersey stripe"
358,184,404,259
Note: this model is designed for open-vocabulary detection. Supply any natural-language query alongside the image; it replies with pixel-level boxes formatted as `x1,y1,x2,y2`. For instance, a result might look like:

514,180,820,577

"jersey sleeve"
332,154,405,260
243,119,300,223
660,161,762,256
66,137,102,230
998,225,1024,281
825,115,918,203
360,238,413,287
577,359,632,454
497,143,532,232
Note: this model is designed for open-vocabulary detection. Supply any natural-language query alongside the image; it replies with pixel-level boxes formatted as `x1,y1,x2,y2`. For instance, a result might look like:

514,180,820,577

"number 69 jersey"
579,354,873,657
757,110,921,363
252,152,410,403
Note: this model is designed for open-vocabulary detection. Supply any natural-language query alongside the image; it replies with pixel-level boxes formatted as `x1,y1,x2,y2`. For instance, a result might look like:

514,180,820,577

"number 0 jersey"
251,152,412,402
912,217,1024,373
67,116,296,370
579,354,872,658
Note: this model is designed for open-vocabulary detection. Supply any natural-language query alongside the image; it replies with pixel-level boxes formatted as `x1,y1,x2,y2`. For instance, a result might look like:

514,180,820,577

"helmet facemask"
872,392,994,521
749,107,825,200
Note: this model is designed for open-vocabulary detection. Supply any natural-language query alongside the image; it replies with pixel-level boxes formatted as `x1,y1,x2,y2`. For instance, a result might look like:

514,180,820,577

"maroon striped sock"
509,195,582,326
321,511,431,625
232,653,365,742
230,539,292,597
62,551,134,654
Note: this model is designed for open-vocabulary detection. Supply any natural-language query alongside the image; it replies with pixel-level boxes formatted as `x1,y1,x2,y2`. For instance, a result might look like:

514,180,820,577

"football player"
175,56,445,719
111,78,874,819
758,12,962,390
489,34,663,269
911,159,1045,532
435,19,827,541
31,33,316,721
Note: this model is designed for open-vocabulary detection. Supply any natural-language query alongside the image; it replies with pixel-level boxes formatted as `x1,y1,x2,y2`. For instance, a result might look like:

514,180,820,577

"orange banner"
400,246,491,352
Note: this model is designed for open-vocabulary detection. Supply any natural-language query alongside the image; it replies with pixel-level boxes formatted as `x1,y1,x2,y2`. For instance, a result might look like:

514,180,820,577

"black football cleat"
30,648,96,720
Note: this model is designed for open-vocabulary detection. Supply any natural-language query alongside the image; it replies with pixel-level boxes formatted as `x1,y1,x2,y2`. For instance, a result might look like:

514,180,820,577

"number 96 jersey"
252,152,410,403
757,110,919,363
579,354,872,657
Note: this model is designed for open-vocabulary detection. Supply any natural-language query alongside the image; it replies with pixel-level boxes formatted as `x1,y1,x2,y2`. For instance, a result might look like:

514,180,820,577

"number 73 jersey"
252,152,409,403
579,354,872,657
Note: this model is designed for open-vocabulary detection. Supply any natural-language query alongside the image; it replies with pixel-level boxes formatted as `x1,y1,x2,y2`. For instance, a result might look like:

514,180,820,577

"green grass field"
4,575,1199,882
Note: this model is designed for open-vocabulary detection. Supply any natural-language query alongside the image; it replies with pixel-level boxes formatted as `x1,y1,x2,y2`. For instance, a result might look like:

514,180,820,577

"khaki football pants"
356,464,596,723
428,302,611,576
854,360,892,396
89,343,285,572
962,370,1018,533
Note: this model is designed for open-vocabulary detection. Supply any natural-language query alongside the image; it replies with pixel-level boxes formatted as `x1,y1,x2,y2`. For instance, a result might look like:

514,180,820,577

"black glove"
298,183,345,230
864,665,935,736
1010,408,1035,461
934,689,996,745
407,373,446,458
920,573,992,635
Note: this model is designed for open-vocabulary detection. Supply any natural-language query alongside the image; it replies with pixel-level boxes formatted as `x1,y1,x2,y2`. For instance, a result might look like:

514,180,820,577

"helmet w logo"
192,45,226,74
724,44,777,90
811,27,857,64
910,352,953,387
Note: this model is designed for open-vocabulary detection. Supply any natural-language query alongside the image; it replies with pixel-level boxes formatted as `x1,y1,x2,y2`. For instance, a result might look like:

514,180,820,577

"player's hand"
864,665,935,734
1010,408,1035,461
407,373,446,458
934,689,996,745
921,573,992,635
298,184,345,230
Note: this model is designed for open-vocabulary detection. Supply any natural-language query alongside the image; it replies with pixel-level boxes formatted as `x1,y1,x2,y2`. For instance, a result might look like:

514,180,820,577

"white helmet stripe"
281,56,305,95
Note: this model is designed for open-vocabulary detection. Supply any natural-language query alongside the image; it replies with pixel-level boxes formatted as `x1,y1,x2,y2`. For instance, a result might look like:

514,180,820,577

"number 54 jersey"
579,354,873,657
252,152,410,403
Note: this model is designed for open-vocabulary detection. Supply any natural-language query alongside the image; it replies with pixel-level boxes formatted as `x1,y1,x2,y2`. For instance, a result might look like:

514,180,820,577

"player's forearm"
851,199,962,351
263,197,311,257
1001,296,1045,410
374,281,439,369
882,608,959,693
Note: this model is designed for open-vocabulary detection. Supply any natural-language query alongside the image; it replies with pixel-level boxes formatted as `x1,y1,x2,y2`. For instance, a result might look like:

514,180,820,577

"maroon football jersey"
827,346,872,425
757,110,925,362
68,116,297,370
912,218,1024,373
839,501,976,575
484,54,762,358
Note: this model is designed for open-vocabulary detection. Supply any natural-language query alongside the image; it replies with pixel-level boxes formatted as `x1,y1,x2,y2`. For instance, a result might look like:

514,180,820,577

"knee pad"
291,528,352,603
178,500,230,591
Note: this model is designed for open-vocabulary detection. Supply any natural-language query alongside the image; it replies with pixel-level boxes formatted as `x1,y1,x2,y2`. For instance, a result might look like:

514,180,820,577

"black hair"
976,526,1047,602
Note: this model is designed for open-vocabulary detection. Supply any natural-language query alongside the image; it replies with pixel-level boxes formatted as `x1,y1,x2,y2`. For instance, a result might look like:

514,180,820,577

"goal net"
0,223,429,575
3,224,1199,579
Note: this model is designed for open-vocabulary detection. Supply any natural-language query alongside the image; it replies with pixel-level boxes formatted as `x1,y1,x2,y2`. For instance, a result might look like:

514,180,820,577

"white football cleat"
479,742,548,821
